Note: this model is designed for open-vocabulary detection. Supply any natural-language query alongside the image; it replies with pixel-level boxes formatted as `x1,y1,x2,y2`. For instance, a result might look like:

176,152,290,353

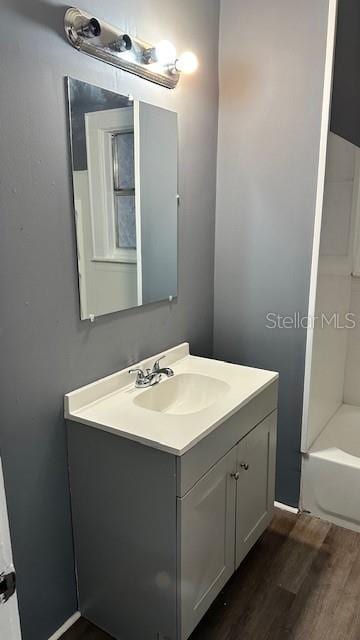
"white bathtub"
301,404,360,532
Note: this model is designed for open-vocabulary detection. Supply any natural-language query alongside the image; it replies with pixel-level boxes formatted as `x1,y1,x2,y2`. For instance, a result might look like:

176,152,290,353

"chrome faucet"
129,356,174,388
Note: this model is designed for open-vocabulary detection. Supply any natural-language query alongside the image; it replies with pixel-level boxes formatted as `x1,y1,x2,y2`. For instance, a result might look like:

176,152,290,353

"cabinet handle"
239,463,249,471
231,472,240,481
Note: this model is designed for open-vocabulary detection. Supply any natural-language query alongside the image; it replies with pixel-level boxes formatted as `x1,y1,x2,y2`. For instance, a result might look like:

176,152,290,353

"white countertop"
65,343,278,456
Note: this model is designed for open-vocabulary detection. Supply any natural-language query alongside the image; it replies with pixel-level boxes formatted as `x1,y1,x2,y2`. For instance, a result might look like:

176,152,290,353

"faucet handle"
129,368,145,379
152,356,165,372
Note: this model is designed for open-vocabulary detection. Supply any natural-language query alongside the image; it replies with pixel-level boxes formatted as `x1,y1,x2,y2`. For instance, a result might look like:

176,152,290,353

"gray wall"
331,0,360,148
214,0,331,507
0,1,219,638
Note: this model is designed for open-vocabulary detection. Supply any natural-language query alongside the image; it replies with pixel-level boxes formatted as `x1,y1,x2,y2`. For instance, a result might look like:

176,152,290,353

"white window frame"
85,107,137,264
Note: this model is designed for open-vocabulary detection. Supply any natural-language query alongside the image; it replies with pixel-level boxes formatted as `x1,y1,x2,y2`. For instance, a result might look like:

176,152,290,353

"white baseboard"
48,612,80,640
275,501,299,514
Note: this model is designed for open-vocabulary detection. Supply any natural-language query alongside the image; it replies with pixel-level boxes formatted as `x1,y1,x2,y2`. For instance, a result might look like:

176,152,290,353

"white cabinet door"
178,448,237,640
235,411,277,568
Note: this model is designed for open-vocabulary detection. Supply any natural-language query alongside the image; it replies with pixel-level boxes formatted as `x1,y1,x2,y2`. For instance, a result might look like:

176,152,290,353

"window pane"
113,132,135,190
115,195,136,249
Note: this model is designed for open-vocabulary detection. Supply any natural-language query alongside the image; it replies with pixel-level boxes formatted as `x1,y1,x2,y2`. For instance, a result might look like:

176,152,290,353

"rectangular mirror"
67,78,178,320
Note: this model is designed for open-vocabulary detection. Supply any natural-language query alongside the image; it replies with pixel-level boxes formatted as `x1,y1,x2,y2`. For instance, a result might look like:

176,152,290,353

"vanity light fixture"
64,7,199,89
174,51,199,74
143,40,177,66
108,34,133,53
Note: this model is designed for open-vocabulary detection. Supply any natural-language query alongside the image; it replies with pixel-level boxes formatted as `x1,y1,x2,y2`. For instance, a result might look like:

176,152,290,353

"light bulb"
175,51,199,74
155,40,177,65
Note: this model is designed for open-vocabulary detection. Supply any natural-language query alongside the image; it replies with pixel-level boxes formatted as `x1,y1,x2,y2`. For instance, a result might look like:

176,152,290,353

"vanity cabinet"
178,412,276,639
67,380,277,640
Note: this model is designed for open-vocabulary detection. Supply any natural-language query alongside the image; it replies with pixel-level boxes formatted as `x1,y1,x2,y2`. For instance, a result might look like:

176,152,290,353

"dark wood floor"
61,509,360,640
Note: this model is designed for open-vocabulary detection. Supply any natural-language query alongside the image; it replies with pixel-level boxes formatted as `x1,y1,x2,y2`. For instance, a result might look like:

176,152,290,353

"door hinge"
0,571,16,604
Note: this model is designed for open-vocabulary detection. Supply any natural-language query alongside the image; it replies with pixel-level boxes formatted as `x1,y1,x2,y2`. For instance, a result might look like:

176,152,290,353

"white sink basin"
65,343,278,455
134,373,230,415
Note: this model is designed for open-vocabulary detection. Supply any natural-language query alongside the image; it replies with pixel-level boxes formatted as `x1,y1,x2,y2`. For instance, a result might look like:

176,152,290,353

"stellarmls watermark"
265,312,357,330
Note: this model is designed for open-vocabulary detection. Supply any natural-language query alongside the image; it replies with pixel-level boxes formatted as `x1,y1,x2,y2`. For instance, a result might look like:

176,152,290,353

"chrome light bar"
64,8,181,89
